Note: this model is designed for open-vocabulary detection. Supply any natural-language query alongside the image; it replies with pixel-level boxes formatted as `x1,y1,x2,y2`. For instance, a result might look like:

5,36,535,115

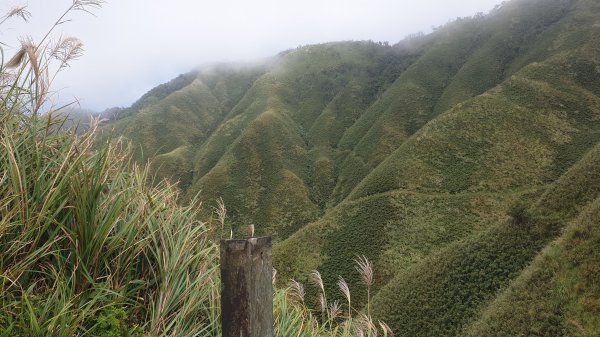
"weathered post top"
220,236,273,337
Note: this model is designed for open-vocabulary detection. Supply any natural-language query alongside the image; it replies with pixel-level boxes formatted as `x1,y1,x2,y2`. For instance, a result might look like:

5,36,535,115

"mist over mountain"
103,0,600,335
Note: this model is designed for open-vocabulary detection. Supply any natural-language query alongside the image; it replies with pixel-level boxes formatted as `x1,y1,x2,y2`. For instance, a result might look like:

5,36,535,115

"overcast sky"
1,0,504,111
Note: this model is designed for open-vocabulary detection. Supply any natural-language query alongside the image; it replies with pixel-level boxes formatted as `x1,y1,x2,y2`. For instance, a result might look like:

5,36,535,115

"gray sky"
1,0,503,111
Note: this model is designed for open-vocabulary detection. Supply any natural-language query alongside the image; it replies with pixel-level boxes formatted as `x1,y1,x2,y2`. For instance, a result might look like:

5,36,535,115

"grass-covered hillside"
105,0,600,334
0,3,399,336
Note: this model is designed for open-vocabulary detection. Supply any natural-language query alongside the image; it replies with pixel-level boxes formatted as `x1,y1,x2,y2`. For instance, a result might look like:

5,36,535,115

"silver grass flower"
310,270,325,294
289,279,305,303
50,36,84,69
379,321,395,337
1,5,31,24
354,255,374,288
72,0,104,14
337,275,351,318
328,300,341,321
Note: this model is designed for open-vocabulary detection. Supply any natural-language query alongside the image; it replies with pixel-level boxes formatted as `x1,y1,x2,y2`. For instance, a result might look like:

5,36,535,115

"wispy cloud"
1,0,503,110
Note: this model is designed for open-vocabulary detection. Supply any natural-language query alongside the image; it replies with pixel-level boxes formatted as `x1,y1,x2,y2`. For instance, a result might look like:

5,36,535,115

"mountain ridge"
103,0,600,334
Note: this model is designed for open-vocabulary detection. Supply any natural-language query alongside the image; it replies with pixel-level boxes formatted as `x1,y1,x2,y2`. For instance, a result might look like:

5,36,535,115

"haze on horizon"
1,0,504,111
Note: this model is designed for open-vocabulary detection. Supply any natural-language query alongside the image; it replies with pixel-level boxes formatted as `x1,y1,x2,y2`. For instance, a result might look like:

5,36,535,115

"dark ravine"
104,0,600,335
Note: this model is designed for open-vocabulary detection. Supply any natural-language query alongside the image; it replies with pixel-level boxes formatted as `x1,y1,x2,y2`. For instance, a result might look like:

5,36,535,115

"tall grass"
0,106,222,335
0,3,221,336
286,258,394,337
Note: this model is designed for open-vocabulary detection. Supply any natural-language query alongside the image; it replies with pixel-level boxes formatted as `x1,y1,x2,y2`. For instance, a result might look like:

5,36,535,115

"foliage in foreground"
0,95,221,335
0,105,393,337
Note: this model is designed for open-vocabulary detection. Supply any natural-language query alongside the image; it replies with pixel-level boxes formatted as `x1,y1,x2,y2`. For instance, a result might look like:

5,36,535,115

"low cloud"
1,0,503,111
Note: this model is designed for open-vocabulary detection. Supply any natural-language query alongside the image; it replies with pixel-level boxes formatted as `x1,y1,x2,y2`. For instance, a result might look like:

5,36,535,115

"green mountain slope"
462,143,600,336
104,64,266,188
104,0,600,334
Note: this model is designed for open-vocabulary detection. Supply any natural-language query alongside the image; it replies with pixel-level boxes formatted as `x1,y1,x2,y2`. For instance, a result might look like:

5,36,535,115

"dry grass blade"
328,300,341,321
338,276,350,304
6,38,39,79
50,36,84,68
5,49,26,68
72,0,105,15
379,321,395,337
212,197,228,238
355,255,374,288
288,279,305,304
355,255,374,317
310,270,325,294
2,5,32,23
355,312,378,337
0,71,16,85
22,38,39,77
214,197,226,225
318,293,326,313
337,276,351,318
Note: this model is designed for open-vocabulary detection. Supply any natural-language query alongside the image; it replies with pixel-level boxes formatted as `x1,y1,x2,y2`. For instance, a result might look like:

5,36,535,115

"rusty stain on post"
220,236,273,337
